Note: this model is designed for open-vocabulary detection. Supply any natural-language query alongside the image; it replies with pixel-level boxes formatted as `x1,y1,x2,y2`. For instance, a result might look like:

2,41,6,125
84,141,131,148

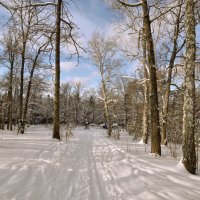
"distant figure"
85,119,89,129
18,119,25,134
103,123,108,129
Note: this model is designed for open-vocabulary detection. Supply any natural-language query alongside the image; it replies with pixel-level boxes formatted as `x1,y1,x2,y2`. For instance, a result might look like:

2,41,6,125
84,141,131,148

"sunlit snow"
0,125,199,200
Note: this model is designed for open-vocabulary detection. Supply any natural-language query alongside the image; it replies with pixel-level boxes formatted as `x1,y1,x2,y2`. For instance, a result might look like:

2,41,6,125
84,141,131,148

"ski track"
0,127,110,200
0,126,200,200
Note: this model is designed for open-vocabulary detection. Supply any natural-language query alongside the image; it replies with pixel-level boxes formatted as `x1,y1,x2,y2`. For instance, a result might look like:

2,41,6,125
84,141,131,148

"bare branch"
0,1,11,12
61,18,73,29
116,0,142,8
176,39,186,54
23,2,56,8
151,1,184,22
0,1,56,11
170,83,183,91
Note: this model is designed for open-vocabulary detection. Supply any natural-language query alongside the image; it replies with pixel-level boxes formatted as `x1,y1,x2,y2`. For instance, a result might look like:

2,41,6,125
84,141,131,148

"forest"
0,1,200,198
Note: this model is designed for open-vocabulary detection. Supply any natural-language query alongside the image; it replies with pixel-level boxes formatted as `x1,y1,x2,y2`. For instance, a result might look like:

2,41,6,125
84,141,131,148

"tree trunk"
142,68,149,144
23,50,40,124
161,5,182,146
142,27,149,144
142,0,161,155
124,93,128,126
13,81,19,127
182,0,196,174
19,42,26,123
2,106,6,130
2,112,5,130
53,0,62,140
7,58,14,131
100,69,112,137
102,81,112,137
161,67,172,146
18,41,26,134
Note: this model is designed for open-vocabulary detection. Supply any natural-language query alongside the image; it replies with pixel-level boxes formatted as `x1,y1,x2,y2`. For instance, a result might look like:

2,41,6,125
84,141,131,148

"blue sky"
2,1,199,88
60,0,120,87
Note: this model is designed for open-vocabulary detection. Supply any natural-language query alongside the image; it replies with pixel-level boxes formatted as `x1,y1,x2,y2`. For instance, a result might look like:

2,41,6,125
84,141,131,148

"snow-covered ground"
0,125,200,200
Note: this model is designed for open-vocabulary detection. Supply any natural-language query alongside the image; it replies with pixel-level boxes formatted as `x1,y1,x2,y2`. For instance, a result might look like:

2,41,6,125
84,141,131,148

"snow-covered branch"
107,99,118,104
27,2,56,7
97,96,105,101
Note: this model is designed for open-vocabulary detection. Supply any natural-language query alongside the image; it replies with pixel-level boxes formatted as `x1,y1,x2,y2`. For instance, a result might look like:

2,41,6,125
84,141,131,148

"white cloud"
60,61,77,72
61,70,100,86
61,76,90,86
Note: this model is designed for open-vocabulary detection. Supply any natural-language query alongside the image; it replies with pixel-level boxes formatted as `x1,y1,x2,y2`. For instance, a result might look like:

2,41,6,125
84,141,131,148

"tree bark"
182,0,196,174
2,109,5,130
53,0,62,140
161,66,172,146
124,93,128,126
23,50,40,126
7,56,14,131
142,27,149,144
19,41,26,127
101,77,112,137
142,0,161,155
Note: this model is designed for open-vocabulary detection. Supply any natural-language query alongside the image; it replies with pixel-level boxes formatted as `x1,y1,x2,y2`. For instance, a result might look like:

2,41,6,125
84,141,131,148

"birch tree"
89,32,121,137
141,23,149,144
182,0,196,174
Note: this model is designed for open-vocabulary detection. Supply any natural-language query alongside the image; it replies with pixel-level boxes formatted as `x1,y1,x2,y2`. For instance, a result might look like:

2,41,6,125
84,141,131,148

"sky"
2,1,199,89
60,0,121,88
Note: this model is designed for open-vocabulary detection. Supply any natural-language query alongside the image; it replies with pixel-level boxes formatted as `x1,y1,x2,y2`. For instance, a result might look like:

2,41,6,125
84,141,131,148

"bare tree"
22,36,52,134
115,0,161,154
0,29,19,130
159,2,185,145
89,32,121,137
73,82,83,125
27,0,82,139
0,0,82,138
60,83,72,125
0,0,55,133
53,0,62,139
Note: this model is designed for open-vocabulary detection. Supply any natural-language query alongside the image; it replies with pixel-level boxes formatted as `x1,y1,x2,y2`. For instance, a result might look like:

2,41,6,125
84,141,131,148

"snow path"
0,127,108,200
0,126,200,200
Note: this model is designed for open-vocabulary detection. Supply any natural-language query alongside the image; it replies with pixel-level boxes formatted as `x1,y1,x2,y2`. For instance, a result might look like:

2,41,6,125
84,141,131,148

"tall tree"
0,30,19,131
26,0,81,139
116,0,161,154
53,0,62,139
22,40,51,132
182,0,196,174
73,82,82,125
89,32,121,137
0,0,81,137
161,2,185,145
0,0,54,133
141,28,149,144
15,1,38,127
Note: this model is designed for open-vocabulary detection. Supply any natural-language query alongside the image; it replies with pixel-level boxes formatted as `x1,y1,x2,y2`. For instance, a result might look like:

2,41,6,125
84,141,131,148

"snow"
0,125,200,200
